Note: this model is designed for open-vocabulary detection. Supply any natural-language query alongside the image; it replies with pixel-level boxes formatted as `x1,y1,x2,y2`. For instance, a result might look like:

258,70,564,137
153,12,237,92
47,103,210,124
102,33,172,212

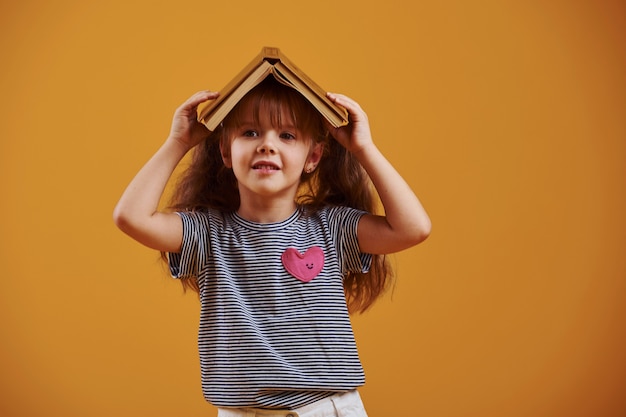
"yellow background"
1,0,625,416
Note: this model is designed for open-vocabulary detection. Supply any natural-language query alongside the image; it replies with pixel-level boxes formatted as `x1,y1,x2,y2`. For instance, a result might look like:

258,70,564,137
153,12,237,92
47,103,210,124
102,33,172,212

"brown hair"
166,78,392,313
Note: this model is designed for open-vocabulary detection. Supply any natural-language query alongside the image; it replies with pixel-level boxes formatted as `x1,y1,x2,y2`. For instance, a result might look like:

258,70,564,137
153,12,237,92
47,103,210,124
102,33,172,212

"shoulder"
299,205,369,237
177,208,233,231
302,204,367,218
309,205,368,224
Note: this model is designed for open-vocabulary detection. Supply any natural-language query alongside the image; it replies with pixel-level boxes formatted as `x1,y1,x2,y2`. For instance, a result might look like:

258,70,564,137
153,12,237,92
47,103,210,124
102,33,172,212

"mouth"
252,162,280,171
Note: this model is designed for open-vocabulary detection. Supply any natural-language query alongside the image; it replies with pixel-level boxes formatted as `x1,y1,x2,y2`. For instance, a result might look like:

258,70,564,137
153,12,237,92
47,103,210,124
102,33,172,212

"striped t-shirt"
168,205,372,409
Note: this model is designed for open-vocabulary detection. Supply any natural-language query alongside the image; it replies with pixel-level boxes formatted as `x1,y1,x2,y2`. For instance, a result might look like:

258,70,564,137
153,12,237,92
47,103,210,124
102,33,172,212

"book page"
274,62,347,127
199,61,274,130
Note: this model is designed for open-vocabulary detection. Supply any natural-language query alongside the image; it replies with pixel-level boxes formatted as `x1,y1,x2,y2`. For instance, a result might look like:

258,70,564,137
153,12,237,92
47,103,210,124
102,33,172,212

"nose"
257,133,277,154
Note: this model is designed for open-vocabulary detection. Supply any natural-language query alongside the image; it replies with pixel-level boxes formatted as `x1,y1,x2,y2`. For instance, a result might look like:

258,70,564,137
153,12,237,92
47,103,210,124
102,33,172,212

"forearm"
113,138,189,235
354,143,431,245
324,92,430,253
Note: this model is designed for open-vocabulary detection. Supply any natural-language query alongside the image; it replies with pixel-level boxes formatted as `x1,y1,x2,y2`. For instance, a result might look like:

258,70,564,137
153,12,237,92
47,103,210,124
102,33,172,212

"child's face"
221,102,323,203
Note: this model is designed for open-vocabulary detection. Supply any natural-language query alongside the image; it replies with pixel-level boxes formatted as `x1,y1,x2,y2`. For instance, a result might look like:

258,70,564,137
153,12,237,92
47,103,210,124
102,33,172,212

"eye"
242,130,258,138
280,131,296,140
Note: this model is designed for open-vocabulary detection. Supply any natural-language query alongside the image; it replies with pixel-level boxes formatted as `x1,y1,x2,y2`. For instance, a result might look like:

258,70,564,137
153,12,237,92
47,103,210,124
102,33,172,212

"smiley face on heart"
281,246,324,283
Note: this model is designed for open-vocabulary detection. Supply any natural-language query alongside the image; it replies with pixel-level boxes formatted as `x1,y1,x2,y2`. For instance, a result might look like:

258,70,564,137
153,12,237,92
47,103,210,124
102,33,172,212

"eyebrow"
238,120,298,130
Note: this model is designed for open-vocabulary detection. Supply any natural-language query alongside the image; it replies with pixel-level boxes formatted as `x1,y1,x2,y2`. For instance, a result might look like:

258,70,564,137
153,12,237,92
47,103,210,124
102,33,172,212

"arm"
113,91,218,252
326,93,431,255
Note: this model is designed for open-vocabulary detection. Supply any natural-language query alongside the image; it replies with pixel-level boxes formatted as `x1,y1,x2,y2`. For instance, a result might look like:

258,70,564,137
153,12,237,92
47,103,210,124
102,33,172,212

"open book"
197,47,349,131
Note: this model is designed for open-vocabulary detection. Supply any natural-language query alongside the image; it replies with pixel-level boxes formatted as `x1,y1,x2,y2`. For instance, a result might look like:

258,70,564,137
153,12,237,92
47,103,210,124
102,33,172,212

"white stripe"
169,205,371,409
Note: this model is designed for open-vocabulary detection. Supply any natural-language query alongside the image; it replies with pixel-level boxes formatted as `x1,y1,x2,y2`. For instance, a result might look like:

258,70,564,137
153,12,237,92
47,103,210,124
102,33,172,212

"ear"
306,141,324,168
304,142,324,173
220,140,232,168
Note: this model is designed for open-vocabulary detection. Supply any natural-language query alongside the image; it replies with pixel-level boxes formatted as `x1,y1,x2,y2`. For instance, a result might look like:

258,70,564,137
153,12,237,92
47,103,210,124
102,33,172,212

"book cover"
198,47,348,131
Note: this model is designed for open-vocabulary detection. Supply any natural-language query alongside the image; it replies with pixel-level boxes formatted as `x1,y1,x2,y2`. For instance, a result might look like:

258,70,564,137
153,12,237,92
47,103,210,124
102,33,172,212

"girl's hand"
168,90,219,150
325,92,374,154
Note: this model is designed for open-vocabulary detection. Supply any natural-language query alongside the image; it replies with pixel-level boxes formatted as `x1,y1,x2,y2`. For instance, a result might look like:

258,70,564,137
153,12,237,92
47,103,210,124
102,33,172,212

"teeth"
255,164,278,170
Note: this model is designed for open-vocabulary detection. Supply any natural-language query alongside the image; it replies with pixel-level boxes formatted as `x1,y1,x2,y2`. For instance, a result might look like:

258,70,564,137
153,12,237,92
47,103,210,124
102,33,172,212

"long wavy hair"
165,77,392,313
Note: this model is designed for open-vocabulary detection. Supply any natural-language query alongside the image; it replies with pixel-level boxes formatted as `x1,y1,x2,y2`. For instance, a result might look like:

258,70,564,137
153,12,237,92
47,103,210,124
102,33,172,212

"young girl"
114,77,430,416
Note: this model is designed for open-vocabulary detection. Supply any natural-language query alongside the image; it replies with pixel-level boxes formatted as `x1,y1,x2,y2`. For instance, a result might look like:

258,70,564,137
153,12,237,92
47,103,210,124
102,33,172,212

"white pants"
216,390,368,417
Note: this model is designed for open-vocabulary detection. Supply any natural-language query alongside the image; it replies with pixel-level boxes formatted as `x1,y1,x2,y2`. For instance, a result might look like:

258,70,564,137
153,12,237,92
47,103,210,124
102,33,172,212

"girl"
114,77,430,416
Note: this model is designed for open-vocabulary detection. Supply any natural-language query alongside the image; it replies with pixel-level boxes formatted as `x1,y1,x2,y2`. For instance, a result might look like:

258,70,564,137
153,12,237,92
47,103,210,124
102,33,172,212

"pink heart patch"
281,246,324,283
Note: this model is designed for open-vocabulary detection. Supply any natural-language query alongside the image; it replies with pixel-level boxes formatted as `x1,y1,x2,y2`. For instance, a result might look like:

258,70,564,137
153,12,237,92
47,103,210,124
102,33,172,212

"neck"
236,197,298,223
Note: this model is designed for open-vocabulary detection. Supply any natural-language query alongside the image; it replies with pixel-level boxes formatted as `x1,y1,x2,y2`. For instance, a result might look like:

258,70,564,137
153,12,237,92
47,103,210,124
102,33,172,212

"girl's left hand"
325,93,374,154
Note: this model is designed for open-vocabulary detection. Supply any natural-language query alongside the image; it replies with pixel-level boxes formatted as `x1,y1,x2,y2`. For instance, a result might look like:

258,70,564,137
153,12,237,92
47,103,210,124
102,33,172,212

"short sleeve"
328,206,372,275
168,211,211,279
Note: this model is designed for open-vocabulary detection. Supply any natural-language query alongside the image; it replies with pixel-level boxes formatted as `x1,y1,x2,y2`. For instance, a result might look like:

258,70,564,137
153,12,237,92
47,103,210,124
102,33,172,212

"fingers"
326,92,367,122
326,92,362,109
325,92,374,154
179,90,220,112
169,91,218,146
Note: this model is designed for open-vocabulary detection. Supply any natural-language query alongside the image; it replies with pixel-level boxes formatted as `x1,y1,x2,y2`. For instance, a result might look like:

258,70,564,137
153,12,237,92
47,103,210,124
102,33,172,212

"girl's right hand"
168,90,220,150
